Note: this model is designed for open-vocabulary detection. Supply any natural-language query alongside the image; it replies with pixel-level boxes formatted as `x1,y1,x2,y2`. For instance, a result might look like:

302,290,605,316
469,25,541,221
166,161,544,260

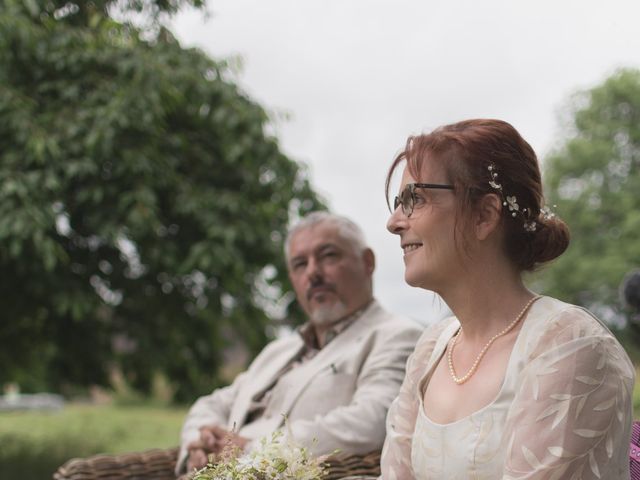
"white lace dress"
381,296,635,479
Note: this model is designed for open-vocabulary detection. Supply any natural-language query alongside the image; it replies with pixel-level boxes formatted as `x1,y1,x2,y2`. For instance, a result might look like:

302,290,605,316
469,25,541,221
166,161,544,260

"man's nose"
305,258,323,282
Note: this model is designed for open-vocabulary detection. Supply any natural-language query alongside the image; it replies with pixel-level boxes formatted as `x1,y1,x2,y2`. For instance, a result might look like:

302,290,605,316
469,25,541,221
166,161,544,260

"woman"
381,119,634,479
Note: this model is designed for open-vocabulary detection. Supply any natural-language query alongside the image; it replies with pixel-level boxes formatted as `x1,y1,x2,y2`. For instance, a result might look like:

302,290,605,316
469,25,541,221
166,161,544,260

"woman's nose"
387,205,407,235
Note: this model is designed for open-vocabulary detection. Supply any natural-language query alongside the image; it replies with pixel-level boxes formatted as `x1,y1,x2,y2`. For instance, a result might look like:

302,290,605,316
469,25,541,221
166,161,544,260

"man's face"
287,222,374,327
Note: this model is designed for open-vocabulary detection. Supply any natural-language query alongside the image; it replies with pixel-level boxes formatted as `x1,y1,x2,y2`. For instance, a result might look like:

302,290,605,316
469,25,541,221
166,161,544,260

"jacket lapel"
229,335,305,429
272,302,381,420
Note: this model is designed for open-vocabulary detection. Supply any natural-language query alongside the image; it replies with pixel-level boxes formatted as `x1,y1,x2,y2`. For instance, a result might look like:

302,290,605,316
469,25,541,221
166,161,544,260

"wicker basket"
53,447,381,480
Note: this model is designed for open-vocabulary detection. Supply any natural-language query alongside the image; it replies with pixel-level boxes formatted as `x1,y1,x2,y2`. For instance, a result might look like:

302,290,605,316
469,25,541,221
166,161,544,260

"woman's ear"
474,193,502,241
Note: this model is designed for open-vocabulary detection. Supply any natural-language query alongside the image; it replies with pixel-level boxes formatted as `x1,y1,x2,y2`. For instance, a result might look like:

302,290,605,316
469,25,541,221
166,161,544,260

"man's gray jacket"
177,300,421,473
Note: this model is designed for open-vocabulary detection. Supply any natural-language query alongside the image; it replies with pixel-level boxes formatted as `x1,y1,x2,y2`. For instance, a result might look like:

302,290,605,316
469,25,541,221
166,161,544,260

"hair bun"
528,213,570,269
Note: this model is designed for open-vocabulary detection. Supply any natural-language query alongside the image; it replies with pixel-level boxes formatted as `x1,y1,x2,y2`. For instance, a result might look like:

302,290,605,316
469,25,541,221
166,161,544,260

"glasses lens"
400,186,413,216
393,196,402,212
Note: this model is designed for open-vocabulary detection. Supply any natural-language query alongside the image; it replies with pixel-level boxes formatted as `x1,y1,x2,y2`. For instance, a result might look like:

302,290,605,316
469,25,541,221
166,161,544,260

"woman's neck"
439,263,535,343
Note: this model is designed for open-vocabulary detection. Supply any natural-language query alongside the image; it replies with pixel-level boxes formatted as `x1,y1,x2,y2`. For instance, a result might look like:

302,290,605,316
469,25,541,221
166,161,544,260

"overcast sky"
170,0,640,325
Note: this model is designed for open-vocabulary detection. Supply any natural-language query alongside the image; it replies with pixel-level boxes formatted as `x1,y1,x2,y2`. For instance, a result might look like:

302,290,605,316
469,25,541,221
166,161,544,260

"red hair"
385,119,570,271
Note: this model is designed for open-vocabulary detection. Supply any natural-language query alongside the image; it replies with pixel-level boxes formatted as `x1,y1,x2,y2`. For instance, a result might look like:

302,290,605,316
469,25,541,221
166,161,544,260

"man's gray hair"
284,211,369,262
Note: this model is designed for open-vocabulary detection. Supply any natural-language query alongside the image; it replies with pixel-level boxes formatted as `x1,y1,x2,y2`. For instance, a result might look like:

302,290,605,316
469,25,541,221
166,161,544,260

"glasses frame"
394,182,455,217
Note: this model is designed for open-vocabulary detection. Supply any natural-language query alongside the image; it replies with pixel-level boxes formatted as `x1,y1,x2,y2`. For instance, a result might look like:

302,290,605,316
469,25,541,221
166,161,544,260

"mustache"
306,281,337,300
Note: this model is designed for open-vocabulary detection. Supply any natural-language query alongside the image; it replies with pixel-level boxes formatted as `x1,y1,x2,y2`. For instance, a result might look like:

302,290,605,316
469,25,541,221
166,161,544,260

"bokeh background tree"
539,68,640,351
0,0,325,402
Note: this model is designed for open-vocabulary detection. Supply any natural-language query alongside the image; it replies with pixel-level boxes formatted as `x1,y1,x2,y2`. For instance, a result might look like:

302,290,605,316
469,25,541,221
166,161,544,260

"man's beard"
309,300,349,327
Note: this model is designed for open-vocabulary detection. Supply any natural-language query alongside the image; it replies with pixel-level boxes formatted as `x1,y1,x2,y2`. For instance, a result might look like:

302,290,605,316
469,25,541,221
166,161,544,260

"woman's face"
386,160,461,292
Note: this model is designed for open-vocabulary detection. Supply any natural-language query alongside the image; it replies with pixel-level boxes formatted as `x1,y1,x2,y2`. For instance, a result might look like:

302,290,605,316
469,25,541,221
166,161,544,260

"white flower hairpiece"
541,205,556,220
487,163,552,233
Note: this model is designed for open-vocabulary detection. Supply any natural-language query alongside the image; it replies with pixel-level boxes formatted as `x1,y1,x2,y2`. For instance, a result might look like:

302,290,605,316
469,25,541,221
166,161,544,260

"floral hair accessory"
541,205,556,220
487,163,538,232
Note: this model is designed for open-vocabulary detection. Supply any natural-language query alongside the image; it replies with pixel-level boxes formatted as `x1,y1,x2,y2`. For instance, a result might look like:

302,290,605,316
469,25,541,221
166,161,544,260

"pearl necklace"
447,295,541,385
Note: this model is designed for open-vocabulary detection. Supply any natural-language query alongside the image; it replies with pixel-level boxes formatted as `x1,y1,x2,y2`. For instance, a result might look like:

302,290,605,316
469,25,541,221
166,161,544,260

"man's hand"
185,442,209,472
207,425,250,452
186,425,250,471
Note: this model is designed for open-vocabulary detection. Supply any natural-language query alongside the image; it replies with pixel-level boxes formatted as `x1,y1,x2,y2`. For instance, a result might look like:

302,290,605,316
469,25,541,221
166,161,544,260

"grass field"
0,403,188,479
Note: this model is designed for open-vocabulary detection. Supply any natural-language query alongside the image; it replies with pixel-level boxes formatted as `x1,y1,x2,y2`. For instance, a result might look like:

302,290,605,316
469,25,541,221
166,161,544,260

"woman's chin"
404,267,440,291
404,270,425,288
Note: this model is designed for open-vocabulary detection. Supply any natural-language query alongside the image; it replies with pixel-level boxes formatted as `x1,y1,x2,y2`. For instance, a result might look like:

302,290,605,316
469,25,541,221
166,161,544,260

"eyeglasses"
393,183,455,217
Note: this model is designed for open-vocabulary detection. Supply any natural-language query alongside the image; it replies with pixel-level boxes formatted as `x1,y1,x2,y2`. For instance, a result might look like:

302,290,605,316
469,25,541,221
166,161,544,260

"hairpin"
488,163,538,232
541,205,556,220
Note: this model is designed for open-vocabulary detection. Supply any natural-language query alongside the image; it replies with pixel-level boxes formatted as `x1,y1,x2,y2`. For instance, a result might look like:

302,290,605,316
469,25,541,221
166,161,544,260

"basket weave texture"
53,447,381,480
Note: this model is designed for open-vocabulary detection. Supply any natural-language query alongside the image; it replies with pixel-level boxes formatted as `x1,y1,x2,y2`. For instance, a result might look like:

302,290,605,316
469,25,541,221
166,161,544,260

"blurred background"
1,0,639,478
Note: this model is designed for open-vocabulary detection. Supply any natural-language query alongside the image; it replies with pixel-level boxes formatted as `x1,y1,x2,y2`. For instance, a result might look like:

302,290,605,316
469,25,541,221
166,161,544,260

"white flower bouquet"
191,429,328,480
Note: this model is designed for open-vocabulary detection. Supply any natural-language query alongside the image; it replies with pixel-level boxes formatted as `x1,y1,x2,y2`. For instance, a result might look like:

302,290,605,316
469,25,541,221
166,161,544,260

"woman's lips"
402,243,422,255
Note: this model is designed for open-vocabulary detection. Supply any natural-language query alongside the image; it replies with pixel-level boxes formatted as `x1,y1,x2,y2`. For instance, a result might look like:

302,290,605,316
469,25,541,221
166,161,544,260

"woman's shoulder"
411,316,459,360
528,296,615,339
524,296,633,373
401,316,458,384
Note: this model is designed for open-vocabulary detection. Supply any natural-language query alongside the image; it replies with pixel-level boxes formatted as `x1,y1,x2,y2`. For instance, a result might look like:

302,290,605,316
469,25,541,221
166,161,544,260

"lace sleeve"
380,319,454,480
503,307,635,479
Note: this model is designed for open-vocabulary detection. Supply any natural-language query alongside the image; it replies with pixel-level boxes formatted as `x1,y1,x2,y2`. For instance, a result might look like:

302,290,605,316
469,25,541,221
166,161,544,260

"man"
177,211,421,474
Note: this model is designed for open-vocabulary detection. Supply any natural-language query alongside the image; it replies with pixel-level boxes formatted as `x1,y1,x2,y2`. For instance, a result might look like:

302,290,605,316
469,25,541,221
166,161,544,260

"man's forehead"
288,224,347,256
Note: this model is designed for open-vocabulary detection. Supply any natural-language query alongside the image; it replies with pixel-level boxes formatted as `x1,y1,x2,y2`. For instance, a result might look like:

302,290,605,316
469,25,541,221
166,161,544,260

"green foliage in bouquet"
191,430,327,480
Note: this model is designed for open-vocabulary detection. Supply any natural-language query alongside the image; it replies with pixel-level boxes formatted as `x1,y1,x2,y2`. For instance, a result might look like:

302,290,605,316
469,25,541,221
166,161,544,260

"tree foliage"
7,0,206,21
0,0,325,401
539,68,640,330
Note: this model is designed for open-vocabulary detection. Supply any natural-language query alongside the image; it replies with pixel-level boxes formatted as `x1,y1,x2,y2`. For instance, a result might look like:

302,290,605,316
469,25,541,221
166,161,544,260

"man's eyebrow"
316,243,340,253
